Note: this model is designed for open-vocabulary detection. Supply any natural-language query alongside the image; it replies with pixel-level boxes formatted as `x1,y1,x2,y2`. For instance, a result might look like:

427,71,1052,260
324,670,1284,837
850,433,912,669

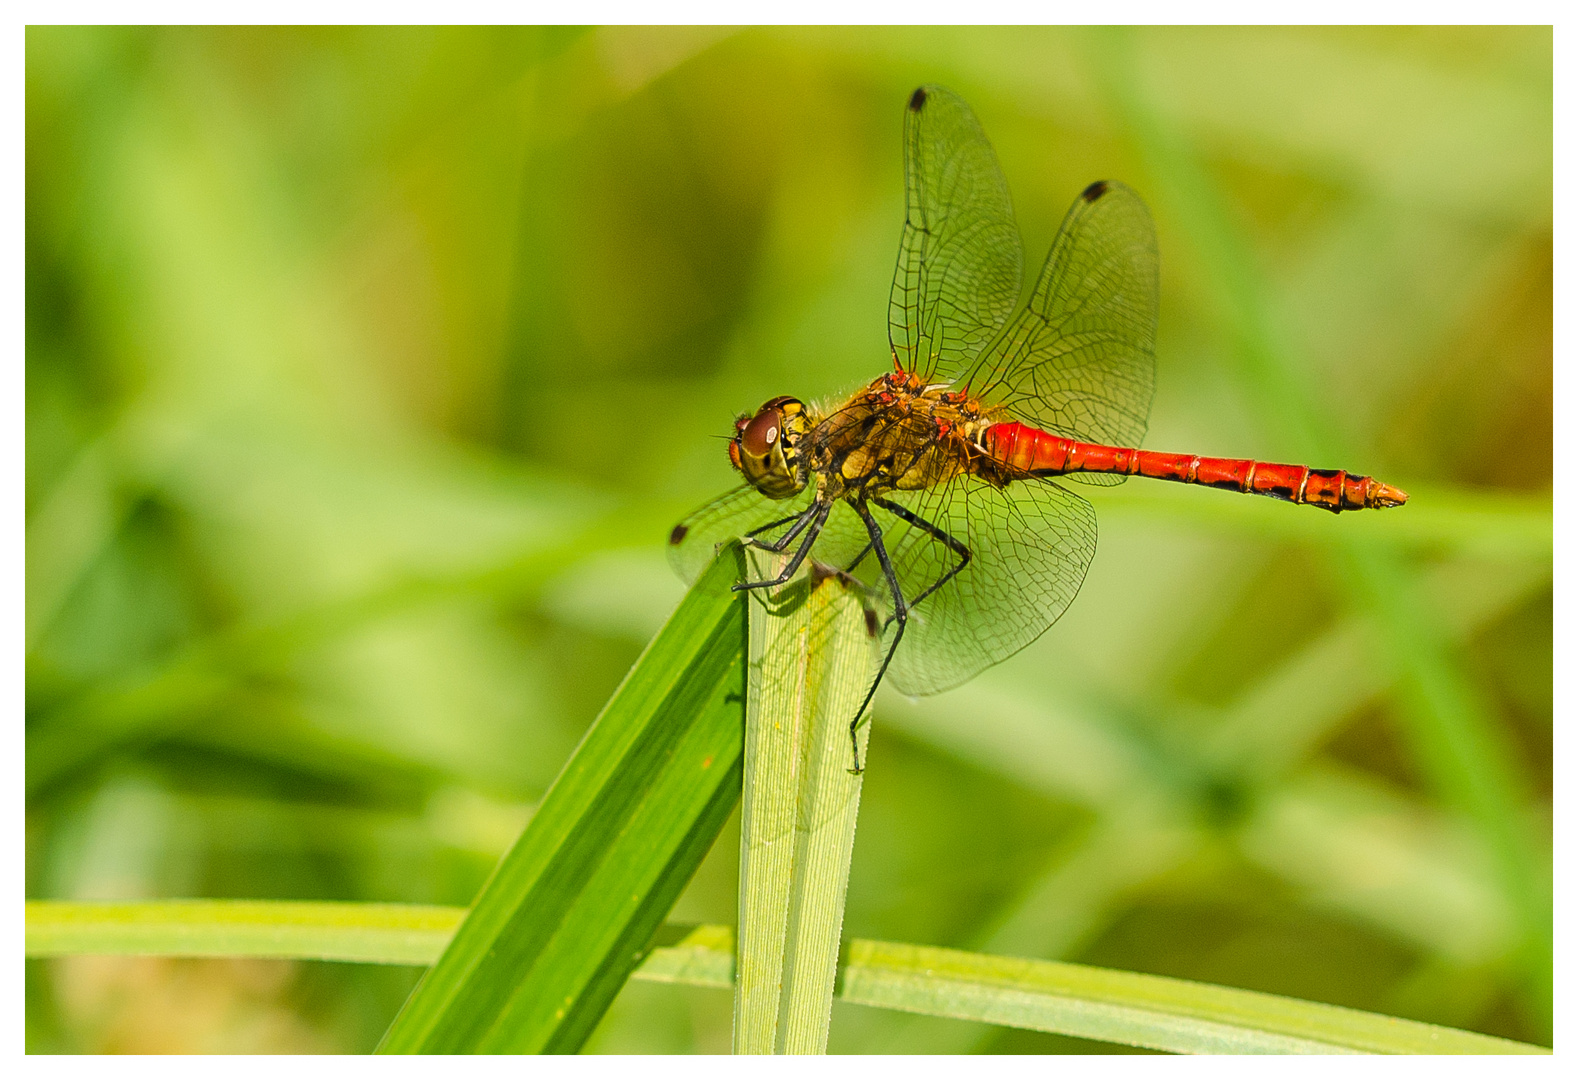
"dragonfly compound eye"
734,396,808,500
741,407,782,457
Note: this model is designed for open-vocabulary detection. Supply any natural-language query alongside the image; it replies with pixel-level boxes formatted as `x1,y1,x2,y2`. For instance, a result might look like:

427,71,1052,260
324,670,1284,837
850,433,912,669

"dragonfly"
669,85,1407,773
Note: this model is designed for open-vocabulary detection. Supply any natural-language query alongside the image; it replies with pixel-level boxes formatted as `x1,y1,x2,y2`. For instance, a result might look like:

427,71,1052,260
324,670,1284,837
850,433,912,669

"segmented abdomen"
979,422,1407,513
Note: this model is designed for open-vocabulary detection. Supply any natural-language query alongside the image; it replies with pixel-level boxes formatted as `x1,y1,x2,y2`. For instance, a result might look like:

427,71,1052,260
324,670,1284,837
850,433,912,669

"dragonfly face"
730,395,811,500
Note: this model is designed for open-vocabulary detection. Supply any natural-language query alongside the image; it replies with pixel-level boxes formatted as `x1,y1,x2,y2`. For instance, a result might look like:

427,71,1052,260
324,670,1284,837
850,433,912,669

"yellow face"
729,396,810,499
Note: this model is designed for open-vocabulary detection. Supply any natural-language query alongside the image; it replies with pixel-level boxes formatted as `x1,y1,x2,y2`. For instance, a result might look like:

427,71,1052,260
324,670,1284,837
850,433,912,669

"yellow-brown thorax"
730,372,1004,503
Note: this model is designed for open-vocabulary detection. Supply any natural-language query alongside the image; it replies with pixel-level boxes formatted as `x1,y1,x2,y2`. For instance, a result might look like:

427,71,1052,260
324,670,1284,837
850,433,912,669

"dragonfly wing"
889,85,1024,384
668,484,817,584
866,475,1096,697
969,180,1159,483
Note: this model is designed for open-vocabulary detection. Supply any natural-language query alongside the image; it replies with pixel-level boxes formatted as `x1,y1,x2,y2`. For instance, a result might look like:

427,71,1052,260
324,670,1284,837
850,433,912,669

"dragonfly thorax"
804,376,1002,502
730,395,811,500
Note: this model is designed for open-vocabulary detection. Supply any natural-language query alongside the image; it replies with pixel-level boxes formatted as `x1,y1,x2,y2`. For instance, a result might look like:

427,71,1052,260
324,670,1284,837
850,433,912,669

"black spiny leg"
847,500,909,774
871,496,970,612
733,502,831,593
841,499,972,773
745,505,818,553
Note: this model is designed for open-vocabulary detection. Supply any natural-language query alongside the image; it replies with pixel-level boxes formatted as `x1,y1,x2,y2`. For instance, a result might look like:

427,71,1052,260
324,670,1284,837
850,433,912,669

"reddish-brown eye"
741,408,782,457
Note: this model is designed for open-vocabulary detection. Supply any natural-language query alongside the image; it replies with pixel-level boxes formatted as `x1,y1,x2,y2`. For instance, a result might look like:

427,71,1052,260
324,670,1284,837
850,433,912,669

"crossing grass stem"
27,901,1548,1054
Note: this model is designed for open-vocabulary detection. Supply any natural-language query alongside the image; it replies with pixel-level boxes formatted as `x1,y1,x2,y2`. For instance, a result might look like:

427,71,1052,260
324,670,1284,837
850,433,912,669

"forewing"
869,475,1097,697
668,484,816,584
968,181,1158,482
889,85,1023,384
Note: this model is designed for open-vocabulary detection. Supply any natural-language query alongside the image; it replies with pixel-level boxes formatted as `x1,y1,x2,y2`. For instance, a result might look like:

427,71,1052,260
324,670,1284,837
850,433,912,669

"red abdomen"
979,422,1407,513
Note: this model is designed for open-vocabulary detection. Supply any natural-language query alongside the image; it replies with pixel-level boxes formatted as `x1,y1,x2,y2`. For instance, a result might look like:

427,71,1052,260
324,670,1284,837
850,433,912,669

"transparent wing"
857,474,1097,697
967,180,1158,483
889,85,1024,383
668,484,814,584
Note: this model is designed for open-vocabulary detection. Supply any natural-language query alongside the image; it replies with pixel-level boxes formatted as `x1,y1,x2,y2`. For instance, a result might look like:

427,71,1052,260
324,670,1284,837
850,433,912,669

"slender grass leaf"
735,564,876,1054
835,939,1549,1055
27,903,1547,1054
25,900,464,965
375,546,747,1054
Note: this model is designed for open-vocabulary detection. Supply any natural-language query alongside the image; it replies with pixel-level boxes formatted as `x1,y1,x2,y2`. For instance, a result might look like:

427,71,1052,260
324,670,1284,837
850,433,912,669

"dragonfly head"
730,396,810,499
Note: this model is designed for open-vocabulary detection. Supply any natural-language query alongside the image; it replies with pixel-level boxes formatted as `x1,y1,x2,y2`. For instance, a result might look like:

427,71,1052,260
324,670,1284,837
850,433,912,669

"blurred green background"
25,26,1551,1054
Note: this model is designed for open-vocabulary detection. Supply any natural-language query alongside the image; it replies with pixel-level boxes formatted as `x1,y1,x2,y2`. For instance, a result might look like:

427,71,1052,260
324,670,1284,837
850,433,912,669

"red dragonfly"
670,85,1406,771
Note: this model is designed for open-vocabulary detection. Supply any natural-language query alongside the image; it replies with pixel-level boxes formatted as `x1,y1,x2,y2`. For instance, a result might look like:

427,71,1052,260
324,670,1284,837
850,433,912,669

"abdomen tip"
1371,482,1409,509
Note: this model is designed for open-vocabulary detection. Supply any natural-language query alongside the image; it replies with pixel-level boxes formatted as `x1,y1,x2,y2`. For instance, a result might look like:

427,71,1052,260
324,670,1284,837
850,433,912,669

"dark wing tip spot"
908,86,928,111
668,524,688,546
1081,180,1110,203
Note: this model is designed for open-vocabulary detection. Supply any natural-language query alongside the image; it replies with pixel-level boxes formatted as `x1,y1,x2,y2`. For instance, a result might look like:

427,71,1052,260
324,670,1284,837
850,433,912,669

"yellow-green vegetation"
26,26,1550,1054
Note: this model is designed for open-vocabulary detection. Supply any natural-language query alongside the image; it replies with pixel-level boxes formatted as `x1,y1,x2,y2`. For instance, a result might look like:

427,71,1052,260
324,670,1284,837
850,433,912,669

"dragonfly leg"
733,502,830,592
870,496,971,615
744,506,817,553
847,500,909,775
842,540,874,573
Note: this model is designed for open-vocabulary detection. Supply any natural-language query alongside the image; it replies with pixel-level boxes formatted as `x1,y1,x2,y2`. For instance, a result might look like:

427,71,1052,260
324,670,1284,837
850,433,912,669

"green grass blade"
631,924,737,988
23,900,737,984
27,903,1547,1054
25,900,465,965
375,546,747,1054
734,564,876,1054
835,940,1548,1055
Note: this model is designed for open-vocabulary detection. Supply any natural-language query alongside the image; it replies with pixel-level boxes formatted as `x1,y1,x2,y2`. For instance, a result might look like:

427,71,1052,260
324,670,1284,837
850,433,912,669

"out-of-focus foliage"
26,26,1550,1054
